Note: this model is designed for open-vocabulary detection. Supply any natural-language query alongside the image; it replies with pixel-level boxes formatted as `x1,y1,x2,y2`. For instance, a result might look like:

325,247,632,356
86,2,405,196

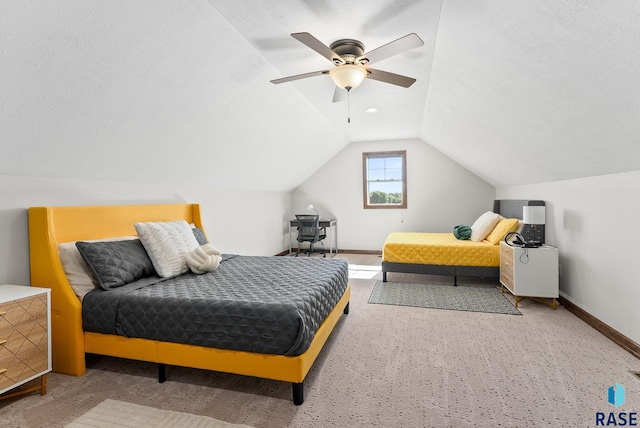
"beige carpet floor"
65,399,254,428
2,254,639,427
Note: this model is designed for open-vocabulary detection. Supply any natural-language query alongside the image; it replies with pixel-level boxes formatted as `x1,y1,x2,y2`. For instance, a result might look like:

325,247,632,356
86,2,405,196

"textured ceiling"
2,1,639,191
208,0,441,142
420,0,640,187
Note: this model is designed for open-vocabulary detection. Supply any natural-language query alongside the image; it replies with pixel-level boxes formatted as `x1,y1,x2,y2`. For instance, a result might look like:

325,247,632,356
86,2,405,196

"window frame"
362,150,407,209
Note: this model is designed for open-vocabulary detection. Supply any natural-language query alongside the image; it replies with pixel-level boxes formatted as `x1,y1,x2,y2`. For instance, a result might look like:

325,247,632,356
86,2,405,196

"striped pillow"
134,220,199,277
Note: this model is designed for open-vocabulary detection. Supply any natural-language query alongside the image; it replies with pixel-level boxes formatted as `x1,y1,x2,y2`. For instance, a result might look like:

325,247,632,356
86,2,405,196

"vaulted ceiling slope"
2,1,639,192
420,1,640,187
1,1,348,192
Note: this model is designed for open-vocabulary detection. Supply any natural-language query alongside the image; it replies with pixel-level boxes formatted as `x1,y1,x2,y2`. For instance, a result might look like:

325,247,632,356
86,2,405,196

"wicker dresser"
0,284,51,399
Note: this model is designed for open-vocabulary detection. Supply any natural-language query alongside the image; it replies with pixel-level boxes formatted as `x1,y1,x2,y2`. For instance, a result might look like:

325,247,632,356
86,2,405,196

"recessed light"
366,107,378,113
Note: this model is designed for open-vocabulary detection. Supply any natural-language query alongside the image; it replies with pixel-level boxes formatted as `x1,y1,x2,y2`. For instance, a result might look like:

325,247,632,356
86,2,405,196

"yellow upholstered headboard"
28,203,204,375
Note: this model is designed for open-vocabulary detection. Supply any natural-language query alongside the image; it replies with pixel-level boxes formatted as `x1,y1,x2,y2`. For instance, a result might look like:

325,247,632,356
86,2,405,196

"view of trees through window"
368,190,403,205
363,151,407,209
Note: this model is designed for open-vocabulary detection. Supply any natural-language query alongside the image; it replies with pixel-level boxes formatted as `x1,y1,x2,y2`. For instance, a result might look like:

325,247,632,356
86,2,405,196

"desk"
289,219,337,256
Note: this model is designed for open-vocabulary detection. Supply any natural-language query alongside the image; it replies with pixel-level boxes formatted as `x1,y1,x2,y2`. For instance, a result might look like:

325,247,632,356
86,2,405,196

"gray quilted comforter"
82,255,349,356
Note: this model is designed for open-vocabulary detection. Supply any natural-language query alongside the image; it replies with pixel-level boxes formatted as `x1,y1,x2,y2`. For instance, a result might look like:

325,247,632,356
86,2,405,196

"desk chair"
295,214,326,257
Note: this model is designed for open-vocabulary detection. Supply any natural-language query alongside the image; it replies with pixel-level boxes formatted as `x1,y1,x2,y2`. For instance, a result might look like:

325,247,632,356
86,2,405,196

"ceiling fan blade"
366,68,416,88
332,86,347,103
291,32,345,65
270,70,330,84
358,33,424,65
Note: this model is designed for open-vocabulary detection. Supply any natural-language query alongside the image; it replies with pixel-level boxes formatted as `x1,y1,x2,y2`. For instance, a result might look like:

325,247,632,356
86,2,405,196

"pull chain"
346,87,352,124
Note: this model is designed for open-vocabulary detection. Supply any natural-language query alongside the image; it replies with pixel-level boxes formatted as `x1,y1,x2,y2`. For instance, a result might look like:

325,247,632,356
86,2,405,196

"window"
363,150,407,209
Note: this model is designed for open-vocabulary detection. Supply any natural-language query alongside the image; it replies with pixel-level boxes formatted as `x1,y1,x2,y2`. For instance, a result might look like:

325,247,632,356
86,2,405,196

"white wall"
497,170,640,345
0,175,291,286
292,138,496,251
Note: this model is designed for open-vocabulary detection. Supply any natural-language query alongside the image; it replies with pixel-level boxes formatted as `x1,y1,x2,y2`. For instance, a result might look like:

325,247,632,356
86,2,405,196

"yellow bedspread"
382,232,500,267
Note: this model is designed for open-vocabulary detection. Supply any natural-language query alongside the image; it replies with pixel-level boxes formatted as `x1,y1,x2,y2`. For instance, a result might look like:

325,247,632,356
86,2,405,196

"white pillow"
134,220,200,277
58,236,137,300
469,211,503,242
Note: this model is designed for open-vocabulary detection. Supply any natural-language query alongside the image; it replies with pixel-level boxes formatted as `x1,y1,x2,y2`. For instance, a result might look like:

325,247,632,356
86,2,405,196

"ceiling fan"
270,32,424,101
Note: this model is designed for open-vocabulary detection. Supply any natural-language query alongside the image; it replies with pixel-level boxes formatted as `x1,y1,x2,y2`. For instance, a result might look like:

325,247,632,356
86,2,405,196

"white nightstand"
499,242,559,309
0,284,51,399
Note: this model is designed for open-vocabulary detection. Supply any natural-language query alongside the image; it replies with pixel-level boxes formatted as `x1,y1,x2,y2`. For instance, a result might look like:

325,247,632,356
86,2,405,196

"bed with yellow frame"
28,203,350,405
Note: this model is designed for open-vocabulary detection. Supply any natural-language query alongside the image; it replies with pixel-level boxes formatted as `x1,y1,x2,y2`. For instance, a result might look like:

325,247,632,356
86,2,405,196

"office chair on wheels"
295,214,326,257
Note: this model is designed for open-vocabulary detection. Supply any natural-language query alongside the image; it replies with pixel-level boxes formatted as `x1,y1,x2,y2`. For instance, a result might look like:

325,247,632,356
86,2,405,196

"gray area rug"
368,280,522,315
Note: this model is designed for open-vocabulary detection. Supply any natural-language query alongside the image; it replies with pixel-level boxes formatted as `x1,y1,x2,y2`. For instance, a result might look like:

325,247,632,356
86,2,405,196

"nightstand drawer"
0,295,48,333
0,344,48,391
500,244,515,292
0,321,48,358
500,269,514,293
501,244,514,266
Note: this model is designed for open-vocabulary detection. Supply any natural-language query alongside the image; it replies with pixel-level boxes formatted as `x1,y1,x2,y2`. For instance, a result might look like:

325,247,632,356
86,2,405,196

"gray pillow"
76,239,156,290
192,227,209,245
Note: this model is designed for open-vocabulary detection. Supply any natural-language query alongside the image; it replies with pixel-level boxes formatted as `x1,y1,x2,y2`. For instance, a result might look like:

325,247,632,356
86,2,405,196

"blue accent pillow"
76,239,156,290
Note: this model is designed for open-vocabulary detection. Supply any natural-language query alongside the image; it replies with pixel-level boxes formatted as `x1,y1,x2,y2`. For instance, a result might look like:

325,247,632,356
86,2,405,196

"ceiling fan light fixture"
329,64,367,90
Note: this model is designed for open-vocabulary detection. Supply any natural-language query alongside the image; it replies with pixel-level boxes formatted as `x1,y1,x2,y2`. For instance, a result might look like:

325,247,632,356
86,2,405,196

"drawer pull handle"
0,368,6,376
0,340,6,346
0,311,6,317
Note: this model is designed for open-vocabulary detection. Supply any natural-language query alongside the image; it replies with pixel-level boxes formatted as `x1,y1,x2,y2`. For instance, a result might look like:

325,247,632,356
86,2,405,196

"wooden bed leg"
343,302,350,315
158,363,166,383
292,382,304,405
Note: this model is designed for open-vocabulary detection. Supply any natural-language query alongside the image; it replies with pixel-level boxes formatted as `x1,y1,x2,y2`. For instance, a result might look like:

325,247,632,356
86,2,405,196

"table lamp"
522,205,545,245
307,204,319,216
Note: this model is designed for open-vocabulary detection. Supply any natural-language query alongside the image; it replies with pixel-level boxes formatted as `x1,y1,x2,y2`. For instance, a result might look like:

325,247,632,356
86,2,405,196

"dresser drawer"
0,295,48,333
